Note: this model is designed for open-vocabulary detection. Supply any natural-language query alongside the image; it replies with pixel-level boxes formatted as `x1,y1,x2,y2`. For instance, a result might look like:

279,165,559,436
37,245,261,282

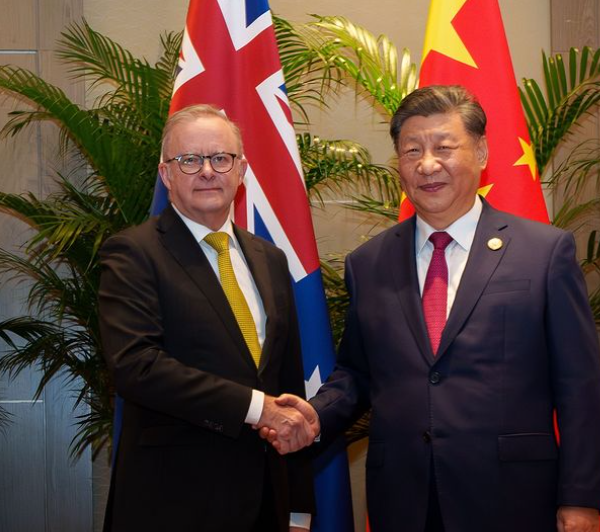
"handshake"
254,394,320,455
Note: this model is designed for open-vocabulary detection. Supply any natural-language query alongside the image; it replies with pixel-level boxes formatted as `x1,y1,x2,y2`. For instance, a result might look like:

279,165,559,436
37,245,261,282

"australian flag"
150,1,355,530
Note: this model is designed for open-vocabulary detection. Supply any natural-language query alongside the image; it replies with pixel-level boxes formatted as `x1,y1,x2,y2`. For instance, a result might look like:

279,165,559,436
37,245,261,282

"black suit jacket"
311,199,600,532
99,205,314,532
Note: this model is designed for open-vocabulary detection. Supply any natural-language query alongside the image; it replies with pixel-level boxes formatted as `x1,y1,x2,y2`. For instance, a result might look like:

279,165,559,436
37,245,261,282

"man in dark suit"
266,85,600,532
99,104,315,532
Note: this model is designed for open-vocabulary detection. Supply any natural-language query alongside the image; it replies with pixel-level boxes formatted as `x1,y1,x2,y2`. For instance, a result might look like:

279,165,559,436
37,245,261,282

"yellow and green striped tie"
204,232,261,366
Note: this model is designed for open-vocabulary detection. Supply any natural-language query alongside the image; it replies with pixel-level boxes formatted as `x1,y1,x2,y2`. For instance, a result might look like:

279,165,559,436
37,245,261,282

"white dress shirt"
172,206,265,424
415,196,483,316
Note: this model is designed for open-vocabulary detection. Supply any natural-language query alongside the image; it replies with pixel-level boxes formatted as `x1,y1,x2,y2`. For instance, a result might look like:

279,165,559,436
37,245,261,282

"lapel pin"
487,237,503,251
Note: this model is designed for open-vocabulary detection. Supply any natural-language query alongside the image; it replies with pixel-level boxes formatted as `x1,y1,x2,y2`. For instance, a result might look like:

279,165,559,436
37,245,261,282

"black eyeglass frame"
165,153,239,174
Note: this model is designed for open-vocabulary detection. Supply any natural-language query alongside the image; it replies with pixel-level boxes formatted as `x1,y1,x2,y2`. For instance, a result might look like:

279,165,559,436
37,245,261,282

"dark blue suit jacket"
311,199,600,532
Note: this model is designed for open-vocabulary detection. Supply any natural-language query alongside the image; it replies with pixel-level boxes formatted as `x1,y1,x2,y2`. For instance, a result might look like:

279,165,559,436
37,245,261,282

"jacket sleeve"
547,231,600,509
310,252,372,446
99,231,253,439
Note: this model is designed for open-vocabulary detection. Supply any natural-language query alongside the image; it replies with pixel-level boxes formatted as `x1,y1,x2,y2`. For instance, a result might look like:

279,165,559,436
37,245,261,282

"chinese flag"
398,0,549,223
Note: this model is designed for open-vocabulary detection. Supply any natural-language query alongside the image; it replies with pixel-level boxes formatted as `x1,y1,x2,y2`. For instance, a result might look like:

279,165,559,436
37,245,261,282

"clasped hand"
254,394,320,455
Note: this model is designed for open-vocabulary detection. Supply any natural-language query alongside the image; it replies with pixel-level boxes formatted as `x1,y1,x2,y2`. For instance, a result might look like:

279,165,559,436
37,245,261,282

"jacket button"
429,371,441,384
423,431,432,443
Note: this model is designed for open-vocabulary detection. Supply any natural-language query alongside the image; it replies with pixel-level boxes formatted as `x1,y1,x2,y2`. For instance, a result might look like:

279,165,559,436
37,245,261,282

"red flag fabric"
399,0,549,223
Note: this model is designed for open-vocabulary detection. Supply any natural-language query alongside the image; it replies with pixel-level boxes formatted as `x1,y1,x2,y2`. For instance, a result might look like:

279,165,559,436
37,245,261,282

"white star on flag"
305,365,323,400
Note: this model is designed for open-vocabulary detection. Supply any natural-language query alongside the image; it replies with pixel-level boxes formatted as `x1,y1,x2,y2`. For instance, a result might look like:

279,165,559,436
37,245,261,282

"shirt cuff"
244,389,264,425
290,512,311,529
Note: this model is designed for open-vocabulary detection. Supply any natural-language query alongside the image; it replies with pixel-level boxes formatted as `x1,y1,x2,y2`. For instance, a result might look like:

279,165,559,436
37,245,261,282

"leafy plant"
0,20,180,457
520,47,600,324
520,47,600,175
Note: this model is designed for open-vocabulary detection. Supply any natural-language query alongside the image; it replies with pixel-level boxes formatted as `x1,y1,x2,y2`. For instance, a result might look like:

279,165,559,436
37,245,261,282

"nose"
198,157,216,178
417,151,442,176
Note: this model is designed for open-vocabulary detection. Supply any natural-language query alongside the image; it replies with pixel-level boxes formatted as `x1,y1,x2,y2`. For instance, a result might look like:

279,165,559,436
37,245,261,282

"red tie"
422,231,453,355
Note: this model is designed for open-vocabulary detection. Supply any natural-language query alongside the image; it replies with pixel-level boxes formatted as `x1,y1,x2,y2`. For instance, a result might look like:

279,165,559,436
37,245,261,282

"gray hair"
161,104,244,159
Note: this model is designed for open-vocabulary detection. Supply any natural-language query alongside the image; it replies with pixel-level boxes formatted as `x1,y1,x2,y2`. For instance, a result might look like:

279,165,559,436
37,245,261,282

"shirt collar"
415,195,483,256
171,204,239,249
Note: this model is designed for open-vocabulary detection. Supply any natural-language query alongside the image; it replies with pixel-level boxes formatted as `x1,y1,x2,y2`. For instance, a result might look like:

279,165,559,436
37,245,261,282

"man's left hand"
557,506,599,532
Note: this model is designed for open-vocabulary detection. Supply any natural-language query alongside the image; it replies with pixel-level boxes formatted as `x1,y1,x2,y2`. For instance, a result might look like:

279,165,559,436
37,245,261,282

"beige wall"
84,1,550,84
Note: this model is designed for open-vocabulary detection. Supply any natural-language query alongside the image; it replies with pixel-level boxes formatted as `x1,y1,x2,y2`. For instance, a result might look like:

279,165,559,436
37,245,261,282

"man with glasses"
98,105,315,532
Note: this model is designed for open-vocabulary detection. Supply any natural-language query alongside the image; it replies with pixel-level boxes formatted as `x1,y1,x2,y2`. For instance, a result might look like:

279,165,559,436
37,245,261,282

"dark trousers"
251,467,279,532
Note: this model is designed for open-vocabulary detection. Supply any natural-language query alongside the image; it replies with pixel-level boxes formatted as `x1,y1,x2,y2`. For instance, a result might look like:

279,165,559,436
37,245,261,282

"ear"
158,162,173,191
237,157,248,185
476,136,489,170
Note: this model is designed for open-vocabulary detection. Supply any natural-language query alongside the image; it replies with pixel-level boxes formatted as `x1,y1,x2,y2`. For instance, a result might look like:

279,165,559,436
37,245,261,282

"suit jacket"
311,199,600,532
99,205,314,532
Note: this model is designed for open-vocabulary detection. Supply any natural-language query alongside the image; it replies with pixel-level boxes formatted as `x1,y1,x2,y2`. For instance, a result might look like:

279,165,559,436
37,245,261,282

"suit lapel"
156,206,255,371
389,217,433,363
233,226,277,373
436,200,510,359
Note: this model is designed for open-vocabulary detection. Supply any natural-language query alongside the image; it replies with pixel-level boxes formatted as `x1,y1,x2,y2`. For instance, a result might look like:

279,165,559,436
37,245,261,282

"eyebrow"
401,131,457,143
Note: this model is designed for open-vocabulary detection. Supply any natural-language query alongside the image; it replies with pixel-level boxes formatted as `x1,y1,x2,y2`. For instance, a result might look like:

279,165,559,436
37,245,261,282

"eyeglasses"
165,153,238,174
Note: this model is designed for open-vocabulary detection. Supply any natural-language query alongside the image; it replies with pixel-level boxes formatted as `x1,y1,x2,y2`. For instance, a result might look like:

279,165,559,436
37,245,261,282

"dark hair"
390,85,487,149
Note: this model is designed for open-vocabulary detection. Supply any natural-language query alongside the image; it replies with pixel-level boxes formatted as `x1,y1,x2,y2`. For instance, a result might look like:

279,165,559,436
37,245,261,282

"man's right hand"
256,394,320,455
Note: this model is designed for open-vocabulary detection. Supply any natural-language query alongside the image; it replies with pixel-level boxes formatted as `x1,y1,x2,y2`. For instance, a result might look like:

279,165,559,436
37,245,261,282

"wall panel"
0,1,91,531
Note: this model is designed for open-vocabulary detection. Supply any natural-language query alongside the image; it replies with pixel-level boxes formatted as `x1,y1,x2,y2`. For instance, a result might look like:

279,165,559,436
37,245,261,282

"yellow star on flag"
478,184,494,198
513,137,538,180
422,0,477,69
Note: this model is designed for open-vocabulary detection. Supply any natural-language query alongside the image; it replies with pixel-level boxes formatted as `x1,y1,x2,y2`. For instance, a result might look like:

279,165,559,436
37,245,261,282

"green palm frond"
347,195,400,221
544,138,600,194
307,15,417,116
552,196,600,230
0,66,99,146
0,318,94,388
587,286,600,326
73,404,113,460
58,20,172,121
520,47,600,174
0,405,12,433
581,230,600,276
0,20,172,449
544,140,600,257
0,69,158,227
273,15,336,121
297,132,398,205
0,316,108,457
0,178,111,271
155,30,183,85
319,257,348,346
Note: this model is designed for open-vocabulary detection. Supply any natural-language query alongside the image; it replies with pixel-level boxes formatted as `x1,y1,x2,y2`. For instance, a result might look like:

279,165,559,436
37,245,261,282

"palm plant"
299,15,415,221
0,21,180,456
520,46,600,323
